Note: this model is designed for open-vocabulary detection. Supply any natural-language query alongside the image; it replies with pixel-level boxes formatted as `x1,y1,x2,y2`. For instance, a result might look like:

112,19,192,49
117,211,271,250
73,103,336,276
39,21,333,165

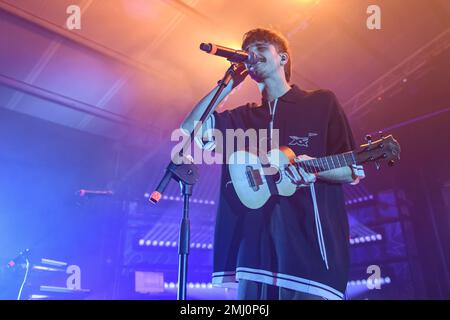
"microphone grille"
200,43,212,53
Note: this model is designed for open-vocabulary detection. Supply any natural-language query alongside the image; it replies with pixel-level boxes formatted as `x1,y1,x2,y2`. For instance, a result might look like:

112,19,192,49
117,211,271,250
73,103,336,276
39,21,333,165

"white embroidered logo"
288,133,318,147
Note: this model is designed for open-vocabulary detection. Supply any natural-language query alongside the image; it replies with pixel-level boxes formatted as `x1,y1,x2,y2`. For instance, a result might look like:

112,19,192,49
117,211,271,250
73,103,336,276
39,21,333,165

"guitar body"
228,148,296,209
228,135,400,209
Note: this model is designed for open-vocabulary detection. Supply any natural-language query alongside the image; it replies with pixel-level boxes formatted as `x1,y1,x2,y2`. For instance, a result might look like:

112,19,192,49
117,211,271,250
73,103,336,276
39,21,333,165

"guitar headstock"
355,134,401,169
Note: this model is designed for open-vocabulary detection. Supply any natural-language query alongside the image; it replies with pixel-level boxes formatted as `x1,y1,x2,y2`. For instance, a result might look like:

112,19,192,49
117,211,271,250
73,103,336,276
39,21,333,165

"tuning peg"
365,134,372,146
379,131,384,139
388,160,395,167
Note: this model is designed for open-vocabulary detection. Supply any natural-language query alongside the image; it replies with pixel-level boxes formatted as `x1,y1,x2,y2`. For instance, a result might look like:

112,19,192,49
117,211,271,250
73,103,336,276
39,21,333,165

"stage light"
145,240,151,246
195,283,200,288
165,241,171,247
169,282,175,289
385,277,391,284
152,240,158,246
172,241,177,247
159,241,164,247
376,234,383,240
207,243,213,249
138,239,145,246
196,243,201,249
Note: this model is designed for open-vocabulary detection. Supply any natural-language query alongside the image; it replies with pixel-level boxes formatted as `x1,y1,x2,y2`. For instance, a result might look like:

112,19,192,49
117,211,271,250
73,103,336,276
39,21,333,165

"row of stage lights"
161,277,392,291
138,234,383,249
164,282,214,289
144,193,215,205
348,277,391,286
143,193,375,206
138,239,213,250
345,195,374,205
349,234,383,245
143,195,374,206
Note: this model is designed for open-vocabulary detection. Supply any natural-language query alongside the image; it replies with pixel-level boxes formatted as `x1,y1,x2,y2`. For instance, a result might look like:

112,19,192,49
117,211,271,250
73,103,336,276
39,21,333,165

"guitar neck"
297,151,357,174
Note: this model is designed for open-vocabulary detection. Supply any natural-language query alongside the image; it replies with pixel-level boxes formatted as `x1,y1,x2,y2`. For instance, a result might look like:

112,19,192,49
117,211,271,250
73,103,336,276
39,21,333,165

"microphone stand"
150,63,239,300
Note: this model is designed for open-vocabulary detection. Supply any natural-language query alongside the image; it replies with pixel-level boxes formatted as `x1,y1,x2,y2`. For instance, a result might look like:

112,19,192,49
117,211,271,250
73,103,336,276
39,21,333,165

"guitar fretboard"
297,152,357,173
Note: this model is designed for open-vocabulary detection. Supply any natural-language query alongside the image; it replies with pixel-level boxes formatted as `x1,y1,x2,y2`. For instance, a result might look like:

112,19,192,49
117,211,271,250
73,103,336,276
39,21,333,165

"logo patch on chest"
288,133,318,147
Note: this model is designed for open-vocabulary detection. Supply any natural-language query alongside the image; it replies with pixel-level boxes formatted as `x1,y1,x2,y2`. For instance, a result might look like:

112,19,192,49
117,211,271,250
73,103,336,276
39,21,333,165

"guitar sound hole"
268,166,281,183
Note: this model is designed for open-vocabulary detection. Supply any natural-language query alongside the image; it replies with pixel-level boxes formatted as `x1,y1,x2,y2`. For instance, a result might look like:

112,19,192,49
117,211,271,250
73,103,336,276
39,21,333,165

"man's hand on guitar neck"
286,154,317,187
292,154,363,185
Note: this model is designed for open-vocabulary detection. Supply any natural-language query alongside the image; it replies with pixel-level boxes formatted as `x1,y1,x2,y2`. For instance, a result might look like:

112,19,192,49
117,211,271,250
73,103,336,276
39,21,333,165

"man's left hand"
286,154,317,186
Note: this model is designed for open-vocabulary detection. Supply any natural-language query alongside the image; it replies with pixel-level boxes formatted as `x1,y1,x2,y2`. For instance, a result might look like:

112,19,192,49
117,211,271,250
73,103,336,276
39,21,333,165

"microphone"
7,249,31,268
200,43,265,65
77,189,114,197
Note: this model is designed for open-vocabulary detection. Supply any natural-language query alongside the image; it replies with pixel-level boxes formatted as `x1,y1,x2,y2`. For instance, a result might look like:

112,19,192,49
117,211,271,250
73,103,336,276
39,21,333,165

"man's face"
244,41,284,82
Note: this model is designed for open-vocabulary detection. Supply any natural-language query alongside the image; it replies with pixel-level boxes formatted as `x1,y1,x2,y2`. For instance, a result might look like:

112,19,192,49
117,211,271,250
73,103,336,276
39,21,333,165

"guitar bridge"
245,165,263,191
